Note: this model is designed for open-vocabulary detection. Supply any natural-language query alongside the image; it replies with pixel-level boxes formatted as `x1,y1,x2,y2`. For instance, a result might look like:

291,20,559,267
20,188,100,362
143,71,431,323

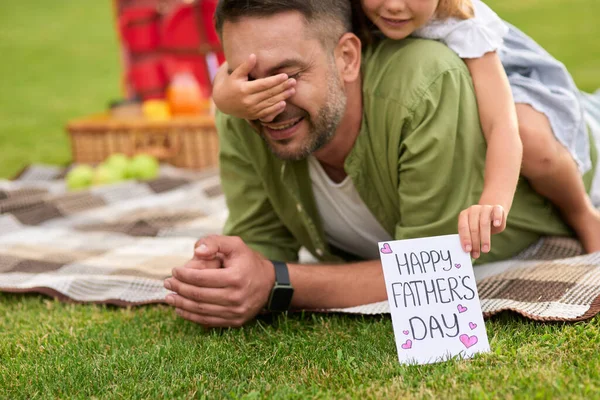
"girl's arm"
458,51,523,258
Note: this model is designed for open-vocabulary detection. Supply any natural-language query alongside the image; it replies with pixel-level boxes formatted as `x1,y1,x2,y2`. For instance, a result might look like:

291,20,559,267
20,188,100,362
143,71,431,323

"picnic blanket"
1,165,599,322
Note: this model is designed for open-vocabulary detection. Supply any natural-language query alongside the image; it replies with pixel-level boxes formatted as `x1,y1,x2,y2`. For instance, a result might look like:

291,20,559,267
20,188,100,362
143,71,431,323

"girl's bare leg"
517,103,600,253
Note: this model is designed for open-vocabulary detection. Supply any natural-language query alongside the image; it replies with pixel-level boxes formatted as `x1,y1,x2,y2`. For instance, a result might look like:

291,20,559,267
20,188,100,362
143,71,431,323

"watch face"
269,286,294,312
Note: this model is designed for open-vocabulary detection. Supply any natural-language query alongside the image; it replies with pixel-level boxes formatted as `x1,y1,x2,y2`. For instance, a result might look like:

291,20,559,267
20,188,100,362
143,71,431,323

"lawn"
1,0,600,398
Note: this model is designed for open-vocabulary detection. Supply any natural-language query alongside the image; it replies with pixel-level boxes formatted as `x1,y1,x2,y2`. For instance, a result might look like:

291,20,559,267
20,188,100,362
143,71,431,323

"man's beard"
257,72,347,161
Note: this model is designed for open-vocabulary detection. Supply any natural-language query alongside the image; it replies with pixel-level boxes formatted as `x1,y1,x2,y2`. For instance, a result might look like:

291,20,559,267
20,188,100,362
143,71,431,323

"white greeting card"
378,234,490,365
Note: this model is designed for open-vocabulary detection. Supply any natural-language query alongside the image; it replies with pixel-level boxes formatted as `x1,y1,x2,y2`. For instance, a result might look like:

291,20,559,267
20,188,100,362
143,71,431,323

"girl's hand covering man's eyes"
211,53,297,122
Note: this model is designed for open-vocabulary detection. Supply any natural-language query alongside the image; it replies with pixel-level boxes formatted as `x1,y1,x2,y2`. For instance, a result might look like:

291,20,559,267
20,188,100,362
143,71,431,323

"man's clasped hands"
164,236,276,329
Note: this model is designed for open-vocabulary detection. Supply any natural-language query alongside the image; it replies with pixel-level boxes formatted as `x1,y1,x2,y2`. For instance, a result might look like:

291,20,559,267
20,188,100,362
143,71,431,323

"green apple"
105,153,130,178
66,165,94,190
127,154,159,180
93,164,125,186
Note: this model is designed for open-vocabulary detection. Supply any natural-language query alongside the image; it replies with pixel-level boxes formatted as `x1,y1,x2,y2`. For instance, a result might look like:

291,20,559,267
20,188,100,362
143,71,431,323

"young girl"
212,0,600,258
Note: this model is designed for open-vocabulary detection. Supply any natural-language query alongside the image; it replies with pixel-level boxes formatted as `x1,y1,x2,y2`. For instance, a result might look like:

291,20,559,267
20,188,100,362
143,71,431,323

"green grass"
0,0,121,179
1,294,599,399
490,0,600,92
1,0,600,398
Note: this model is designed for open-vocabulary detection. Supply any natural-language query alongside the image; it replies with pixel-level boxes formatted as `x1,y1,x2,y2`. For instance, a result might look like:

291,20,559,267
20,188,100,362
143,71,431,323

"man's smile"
261,117,304,140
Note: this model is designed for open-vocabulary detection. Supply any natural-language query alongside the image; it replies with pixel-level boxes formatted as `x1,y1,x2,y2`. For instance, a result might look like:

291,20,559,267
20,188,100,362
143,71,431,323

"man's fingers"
164,277,233,305
166,294,239,319
175,308,244,328
479,206,493,253
195,235,245,258
168,266,234,289
194,239,219,258
458,211,472,253
231,54,257,79
194,240,219,260
247,74,291,95
468,208,481,258
184,257,221,270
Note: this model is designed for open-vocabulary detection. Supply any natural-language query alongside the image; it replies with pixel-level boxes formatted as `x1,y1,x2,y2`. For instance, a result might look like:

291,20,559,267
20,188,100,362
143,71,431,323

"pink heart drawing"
459,334,478,349
469,322,477,330
403,330,410,335
380,243,393,254
457,304,468,313
401,339,412,350
455,263,461,269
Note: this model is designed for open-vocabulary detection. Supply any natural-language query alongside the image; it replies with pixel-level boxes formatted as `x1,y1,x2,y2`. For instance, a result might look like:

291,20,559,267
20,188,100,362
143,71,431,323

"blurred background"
0,0,599,179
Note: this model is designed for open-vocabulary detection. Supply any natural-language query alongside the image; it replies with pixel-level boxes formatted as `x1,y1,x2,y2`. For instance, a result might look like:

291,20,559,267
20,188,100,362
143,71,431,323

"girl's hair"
350,0,377,45
351,0,474,45
436,0,474,20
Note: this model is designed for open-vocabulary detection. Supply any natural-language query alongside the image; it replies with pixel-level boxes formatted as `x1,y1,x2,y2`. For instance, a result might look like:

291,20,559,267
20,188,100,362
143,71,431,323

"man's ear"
334,33,362,83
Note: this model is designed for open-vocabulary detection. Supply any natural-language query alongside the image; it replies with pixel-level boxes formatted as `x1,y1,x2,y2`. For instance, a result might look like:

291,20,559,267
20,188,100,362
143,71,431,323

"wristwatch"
266,260,294,312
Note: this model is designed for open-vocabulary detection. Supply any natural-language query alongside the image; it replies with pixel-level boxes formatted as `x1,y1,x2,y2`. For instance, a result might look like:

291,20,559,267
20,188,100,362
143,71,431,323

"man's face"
222,12,347,161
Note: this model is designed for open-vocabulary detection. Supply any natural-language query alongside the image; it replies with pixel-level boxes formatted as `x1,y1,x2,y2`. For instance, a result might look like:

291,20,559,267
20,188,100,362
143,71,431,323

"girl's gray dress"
414,0,593,174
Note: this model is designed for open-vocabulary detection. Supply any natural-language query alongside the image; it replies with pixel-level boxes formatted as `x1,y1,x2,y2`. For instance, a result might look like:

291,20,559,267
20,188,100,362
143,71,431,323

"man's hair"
214,0,353,49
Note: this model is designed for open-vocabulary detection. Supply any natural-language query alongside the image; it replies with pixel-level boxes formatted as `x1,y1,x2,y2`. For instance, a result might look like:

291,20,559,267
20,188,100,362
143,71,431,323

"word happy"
395,249,453,275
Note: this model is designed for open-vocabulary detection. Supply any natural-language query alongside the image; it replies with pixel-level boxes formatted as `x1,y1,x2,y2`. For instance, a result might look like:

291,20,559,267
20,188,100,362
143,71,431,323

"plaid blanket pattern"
1,165,599,321
0,165,226,306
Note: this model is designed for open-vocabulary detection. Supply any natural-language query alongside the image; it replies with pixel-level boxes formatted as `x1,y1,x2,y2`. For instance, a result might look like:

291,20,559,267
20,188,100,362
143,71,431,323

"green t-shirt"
217,38,586,264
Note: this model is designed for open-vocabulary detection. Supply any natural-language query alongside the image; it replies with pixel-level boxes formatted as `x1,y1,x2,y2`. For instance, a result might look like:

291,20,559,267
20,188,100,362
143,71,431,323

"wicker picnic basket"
65,0,223,170
67,114,219,169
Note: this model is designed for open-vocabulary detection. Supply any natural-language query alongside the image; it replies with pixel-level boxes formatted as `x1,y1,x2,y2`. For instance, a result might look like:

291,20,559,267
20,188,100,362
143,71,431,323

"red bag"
119,6,161,53
114,0,224,100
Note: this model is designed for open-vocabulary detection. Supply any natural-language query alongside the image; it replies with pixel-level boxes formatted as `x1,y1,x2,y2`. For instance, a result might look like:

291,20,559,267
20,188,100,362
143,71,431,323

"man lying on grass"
163,0,597,328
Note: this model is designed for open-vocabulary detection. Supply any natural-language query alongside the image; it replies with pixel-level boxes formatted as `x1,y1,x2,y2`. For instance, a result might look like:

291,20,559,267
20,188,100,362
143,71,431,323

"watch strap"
272,260,291,286
267,260,294,312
